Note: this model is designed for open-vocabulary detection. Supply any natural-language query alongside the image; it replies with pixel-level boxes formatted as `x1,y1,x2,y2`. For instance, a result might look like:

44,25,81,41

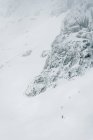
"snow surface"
0,2,93,140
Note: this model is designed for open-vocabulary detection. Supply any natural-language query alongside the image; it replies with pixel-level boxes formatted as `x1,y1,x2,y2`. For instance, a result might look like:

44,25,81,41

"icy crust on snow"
26,2,93,96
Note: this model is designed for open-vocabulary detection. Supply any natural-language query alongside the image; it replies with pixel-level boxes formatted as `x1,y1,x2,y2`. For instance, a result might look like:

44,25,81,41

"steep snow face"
0,0,67,65
0,9,67,140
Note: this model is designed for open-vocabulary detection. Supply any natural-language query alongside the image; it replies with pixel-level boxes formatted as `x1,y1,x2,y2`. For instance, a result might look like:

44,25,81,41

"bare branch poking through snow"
74,16,89,29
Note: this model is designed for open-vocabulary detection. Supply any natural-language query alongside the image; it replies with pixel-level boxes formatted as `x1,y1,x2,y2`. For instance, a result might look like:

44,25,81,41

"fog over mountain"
0,0,62,17
0,0,89,17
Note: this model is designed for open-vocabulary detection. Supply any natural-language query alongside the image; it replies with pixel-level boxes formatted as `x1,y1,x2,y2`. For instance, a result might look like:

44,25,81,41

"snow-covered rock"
1,0,93,140
26,1,93,96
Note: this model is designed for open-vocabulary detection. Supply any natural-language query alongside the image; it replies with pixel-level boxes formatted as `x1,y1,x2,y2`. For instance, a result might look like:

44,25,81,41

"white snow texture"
0,0,93,140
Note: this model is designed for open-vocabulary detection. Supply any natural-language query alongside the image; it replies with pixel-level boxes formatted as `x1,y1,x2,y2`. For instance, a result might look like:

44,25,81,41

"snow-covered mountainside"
26,1,93,96
0,0,93,140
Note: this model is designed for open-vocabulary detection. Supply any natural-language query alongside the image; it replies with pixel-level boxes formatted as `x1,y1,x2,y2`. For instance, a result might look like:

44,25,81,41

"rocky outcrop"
26,2,93,96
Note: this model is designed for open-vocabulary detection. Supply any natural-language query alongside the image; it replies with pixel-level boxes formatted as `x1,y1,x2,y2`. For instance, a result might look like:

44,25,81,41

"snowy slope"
0,12,66,140
0,44,93,140
0,0,93,140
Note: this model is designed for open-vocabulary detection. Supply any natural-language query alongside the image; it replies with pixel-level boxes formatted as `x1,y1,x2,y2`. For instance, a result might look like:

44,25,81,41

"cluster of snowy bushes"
26,1,93,96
